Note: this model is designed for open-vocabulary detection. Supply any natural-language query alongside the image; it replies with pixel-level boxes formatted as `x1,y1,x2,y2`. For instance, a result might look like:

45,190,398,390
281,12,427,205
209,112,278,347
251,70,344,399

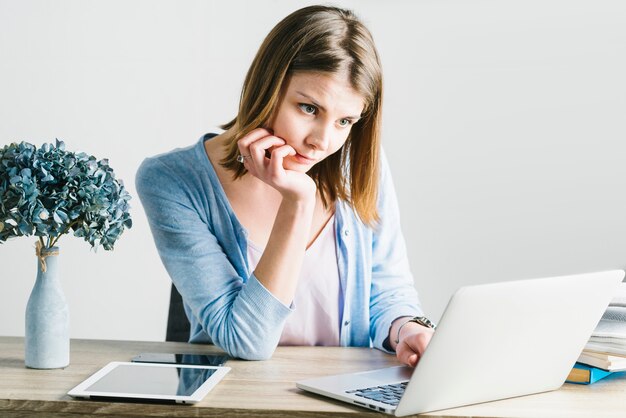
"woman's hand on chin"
238,128,316,202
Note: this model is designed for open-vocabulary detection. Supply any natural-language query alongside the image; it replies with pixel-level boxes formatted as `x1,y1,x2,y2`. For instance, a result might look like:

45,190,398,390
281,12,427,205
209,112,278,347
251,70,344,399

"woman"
136,5,434,366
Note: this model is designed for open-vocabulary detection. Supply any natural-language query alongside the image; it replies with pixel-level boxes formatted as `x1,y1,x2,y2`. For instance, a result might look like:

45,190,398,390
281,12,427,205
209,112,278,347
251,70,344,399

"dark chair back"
166,283,190,342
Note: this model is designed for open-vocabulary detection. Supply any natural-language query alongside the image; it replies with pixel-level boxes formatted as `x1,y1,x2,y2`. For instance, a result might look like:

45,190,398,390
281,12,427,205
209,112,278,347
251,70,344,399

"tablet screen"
86,364,217,396
68,361,230,403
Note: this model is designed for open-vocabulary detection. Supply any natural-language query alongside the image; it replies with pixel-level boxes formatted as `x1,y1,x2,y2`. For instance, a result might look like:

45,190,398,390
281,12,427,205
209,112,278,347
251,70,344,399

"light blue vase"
25,246,70,369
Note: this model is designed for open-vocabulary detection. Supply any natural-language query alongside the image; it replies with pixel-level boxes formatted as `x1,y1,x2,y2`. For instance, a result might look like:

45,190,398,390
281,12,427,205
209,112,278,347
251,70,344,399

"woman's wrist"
279,181,317,205
278,194,316,225
388,316,435,351
388,316,413,351
281,191,316,208
397,321,423,344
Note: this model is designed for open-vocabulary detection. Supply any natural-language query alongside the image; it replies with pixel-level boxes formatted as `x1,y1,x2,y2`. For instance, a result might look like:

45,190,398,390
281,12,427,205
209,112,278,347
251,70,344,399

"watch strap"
394,316,436,345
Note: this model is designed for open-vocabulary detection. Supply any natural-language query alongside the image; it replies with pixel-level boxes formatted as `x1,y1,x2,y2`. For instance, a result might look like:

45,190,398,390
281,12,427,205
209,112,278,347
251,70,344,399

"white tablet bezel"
68,361,230,404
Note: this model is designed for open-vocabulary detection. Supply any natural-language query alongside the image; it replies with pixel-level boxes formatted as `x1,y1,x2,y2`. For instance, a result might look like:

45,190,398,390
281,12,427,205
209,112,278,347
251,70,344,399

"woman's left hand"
394,322,434,367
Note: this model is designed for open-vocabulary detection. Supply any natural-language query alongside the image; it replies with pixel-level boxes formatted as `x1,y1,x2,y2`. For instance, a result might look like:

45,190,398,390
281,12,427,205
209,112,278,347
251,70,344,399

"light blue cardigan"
136,134,423,360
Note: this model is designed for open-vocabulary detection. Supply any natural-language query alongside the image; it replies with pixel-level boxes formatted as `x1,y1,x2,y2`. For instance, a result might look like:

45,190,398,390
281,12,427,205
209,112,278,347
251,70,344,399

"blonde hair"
221,5,382,226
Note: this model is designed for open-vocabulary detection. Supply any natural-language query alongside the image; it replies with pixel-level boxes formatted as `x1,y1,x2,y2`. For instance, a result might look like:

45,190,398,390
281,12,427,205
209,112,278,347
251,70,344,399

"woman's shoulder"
141,135,210,170
136,135,214,195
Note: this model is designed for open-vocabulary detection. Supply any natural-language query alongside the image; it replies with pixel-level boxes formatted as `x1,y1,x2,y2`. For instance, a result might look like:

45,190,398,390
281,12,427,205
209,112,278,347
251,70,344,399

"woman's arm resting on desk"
136,157,292,361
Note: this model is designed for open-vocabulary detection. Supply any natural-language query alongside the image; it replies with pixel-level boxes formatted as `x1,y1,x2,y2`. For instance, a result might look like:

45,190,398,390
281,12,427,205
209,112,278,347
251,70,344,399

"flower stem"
48,235,58,248
49,219,81,248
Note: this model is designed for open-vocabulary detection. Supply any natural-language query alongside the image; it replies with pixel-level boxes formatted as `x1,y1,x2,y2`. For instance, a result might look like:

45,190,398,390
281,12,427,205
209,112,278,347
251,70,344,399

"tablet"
68,361,230,404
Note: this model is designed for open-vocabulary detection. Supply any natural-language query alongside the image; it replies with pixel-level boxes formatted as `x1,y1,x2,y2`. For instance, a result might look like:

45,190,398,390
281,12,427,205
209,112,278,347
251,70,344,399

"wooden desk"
1,336,625,417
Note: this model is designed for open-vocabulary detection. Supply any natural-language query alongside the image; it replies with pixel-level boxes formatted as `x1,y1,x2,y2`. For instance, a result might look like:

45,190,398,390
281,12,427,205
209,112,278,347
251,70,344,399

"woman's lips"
294,153,316,164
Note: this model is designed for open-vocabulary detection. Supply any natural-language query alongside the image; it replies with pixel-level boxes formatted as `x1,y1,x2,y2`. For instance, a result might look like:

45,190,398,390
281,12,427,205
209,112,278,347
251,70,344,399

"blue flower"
0,139,132,250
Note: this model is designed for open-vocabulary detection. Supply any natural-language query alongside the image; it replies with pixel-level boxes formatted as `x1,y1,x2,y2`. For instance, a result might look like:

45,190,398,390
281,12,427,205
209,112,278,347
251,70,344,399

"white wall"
1,0,625,341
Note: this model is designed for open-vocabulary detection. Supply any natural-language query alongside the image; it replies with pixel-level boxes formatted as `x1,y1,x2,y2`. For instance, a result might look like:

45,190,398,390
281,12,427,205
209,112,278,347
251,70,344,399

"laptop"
297,270,624,416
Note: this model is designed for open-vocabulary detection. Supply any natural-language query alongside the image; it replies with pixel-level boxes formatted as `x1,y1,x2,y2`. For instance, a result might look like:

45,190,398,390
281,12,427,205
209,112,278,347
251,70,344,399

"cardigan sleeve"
369,150,424,352
135,156,292,360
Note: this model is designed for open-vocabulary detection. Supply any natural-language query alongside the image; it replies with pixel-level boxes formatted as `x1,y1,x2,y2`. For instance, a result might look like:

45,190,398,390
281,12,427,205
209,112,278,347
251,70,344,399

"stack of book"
568,283,626,384
566,362,614,385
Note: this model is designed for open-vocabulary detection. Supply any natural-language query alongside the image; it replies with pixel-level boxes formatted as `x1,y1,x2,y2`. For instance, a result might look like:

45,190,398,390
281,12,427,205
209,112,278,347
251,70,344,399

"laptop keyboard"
346,381,408,406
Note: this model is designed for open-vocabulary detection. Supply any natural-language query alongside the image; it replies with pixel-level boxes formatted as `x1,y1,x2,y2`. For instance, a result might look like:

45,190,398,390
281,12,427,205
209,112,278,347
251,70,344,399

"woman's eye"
299,103,317,115
338,119,352,127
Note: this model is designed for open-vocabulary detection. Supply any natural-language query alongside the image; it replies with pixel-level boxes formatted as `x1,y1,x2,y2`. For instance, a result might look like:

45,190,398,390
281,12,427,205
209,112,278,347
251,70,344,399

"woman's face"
267,71,365,173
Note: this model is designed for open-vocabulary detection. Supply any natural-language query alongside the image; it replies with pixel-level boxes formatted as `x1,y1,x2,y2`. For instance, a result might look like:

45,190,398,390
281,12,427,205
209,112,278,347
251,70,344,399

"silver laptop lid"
395,270,624,416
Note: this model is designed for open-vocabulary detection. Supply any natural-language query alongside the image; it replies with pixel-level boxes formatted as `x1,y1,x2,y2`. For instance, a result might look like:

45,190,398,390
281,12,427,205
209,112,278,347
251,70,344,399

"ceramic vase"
25,246,70,369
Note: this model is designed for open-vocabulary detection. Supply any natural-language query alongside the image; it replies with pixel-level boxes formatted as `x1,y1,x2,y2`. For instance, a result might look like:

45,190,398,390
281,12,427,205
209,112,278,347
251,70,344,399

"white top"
246,215,342,346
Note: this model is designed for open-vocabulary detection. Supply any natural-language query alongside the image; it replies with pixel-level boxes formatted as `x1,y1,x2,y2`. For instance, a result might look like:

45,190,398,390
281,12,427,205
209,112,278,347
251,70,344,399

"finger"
237,129,274,167
237,128,274,152
406,331,432,356
267,145,296,178
400,332,432,365
396,342,420,367
248,137,287,173
397,330,434,367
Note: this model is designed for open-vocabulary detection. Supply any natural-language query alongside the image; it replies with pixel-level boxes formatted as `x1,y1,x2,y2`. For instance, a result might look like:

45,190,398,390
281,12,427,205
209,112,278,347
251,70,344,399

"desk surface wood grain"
1,336,625,418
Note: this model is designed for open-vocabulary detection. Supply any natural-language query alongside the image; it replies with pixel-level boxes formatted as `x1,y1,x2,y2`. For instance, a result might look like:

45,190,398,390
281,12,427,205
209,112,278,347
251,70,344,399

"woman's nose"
307,123,332,150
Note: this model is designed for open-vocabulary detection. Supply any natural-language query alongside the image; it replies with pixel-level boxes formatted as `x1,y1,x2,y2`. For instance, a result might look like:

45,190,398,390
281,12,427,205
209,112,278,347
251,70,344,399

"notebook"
297,270,624,416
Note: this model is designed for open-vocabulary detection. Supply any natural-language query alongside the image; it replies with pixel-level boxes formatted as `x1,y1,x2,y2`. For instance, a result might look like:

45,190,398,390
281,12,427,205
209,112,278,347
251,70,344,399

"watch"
395,316,436,344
